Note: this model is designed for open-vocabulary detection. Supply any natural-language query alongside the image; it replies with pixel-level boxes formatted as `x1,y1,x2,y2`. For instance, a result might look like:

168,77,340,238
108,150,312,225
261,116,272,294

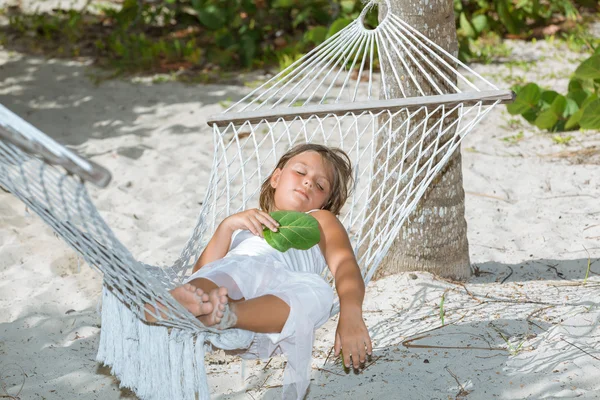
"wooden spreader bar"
207,89,515,127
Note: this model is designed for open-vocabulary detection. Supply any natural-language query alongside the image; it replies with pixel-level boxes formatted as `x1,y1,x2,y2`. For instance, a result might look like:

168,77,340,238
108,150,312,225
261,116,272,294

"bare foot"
199,287,229,327
145,283,212,322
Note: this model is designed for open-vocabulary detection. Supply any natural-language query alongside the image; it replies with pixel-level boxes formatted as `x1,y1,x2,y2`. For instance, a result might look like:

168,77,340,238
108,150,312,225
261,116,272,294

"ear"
270,168,282,189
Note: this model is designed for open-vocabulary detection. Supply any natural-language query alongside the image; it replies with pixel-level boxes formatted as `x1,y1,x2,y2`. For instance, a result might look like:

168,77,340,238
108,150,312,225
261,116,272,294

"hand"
221,208,279,237
334,309,372,370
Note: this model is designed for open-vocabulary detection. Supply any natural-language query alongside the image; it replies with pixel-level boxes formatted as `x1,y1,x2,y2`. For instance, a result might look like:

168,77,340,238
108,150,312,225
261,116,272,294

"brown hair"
259,143,353,215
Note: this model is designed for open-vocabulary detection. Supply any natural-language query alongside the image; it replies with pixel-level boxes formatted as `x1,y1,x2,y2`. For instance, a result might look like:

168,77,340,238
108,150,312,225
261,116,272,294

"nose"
303,177,312,188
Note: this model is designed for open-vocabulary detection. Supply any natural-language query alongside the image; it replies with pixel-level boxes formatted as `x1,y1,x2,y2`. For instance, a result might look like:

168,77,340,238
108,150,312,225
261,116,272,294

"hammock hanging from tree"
0,1,513,398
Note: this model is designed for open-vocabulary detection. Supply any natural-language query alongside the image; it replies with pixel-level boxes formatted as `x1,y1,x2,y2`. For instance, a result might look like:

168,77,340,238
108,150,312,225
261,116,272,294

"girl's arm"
313,210,373,370
192,209,279,273
193,222,235,272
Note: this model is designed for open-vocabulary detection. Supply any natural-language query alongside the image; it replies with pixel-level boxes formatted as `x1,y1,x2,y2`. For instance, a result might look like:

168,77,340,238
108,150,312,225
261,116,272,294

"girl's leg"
187,277,290,332
228,295,290,333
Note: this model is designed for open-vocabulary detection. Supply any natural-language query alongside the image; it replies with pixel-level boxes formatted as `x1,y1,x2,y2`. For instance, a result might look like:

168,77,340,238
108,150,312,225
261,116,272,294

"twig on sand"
262,357,273,371
445,367,471,398
359,355,381,373
402,320,506,351
561,338,600,362
0,363,26,400
403,333,506,351
545,263,566,280
456,282,483,303
526,305,555,323
500,266,513,284
465,191,513,203
317,368,344,376
322,346,334,368
248,373,274,394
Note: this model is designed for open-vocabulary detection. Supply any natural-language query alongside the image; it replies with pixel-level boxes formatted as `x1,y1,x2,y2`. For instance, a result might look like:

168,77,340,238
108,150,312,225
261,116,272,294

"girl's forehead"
287,152,334,178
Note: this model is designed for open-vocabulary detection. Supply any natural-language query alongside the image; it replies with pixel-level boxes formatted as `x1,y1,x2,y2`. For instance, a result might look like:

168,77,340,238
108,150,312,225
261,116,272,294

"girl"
149,143,372,399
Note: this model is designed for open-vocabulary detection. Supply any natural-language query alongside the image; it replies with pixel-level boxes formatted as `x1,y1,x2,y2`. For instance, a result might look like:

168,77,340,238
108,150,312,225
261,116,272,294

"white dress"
186,211,333,400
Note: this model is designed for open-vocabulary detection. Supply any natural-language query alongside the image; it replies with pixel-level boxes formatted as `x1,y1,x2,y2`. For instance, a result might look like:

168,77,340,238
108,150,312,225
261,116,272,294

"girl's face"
270,151,334,212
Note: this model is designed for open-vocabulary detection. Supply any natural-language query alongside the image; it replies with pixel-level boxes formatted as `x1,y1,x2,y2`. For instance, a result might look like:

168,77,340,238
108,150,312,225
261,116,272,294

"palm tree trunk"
371,0,471,280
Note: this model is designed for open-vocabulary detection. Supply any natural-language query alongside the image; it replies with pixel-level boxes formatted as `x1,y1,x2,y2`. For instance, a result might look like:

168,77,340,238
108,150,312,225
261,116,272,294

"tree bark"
371,0,471,280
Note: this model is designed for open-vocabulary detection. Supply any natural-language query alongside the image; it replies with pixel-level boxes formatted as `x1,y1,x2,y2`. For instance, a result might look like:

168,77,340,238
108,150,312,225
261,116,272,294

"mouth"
295,189,309,200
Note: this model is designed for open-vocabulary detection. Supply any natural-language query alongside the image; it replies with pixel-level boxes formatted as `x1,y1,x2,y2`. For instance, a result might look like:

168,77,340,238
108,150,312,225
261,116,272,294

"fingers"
340,336,372,371
365,336,373,357
254,211,279,232
245,209,279,237
334,333,342,357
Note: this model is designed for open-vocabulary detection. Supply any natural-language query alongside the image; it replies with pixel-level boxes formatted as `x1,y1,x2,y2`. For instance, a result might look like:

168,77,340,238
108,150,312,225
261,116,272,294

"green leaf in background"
579,99,600,130
496,0,519,35
550,95,567,116
568,89,588,107
327,18,352,39
304,26,328,45
574,55,600,81
534,95,567,130
540,90,559,109
459,12,476,38
340,0,355,14
568,78,583,92
564,98,579,117
565,108,583,130
263,211,320,252
471,14,489,33
581,93,598,109
534,109,558,130
507,83,540,115
194,4,225,30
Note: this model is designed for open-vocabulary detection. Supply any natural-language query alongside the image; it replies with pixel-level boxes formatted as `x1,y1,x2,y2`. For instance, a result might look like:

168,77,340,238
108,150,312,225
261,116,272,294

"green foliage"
4,0,369,74
507,53,600,132
3,0,598,78
454,0,597,62
263,211,320,252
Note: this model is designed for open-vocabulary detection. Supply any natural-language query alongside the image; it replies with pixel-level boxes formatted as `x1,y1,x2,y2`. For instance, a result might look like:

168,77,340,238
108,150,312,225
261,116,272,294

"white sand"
1,10,600,399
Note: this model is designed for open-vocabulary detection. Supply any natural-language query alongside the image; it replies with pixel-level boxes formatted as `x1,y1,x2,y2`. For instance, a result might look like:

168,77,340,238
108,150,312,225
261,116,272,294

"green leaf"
581,93,598,109
565,108,583,130
568,89,589,107
194,4,225,30
534,109,558,130
506,83,540,115
304,26,327,45
340,0,355,13
263,211,320,252
579,99,600,129
564,98,579,117
471,14,489,33
574,55,600,81
522,109,537,123
496,0,519,35
540,90,559,108
327,18,352,39
459,12,476,38
568,78,583,92
550,95,567,116
240,34,257,67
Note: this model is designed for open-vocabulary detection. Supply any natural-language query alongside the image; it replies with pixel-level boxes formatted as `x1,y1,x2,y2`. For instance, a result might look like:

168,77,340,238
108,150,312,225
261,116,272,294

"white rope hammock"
0,1,512,398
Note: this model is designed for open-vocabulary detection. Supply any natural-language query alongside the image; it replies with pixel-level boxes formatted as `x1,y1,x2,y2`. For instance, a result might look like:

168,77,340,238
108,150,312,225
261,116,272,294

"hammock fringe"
97,287,210,399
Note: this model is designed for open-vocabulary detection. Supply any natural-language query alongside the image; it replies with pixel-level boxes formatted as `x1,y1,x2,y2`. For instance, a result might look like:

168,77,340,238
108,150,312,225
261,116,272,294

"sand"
1,3,600,399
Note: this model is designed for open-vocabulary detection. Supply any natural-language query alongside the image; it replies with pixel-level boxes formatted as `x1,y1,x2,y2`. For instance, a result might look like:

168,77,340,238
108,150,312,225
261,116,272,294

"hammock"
0,1,513,398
